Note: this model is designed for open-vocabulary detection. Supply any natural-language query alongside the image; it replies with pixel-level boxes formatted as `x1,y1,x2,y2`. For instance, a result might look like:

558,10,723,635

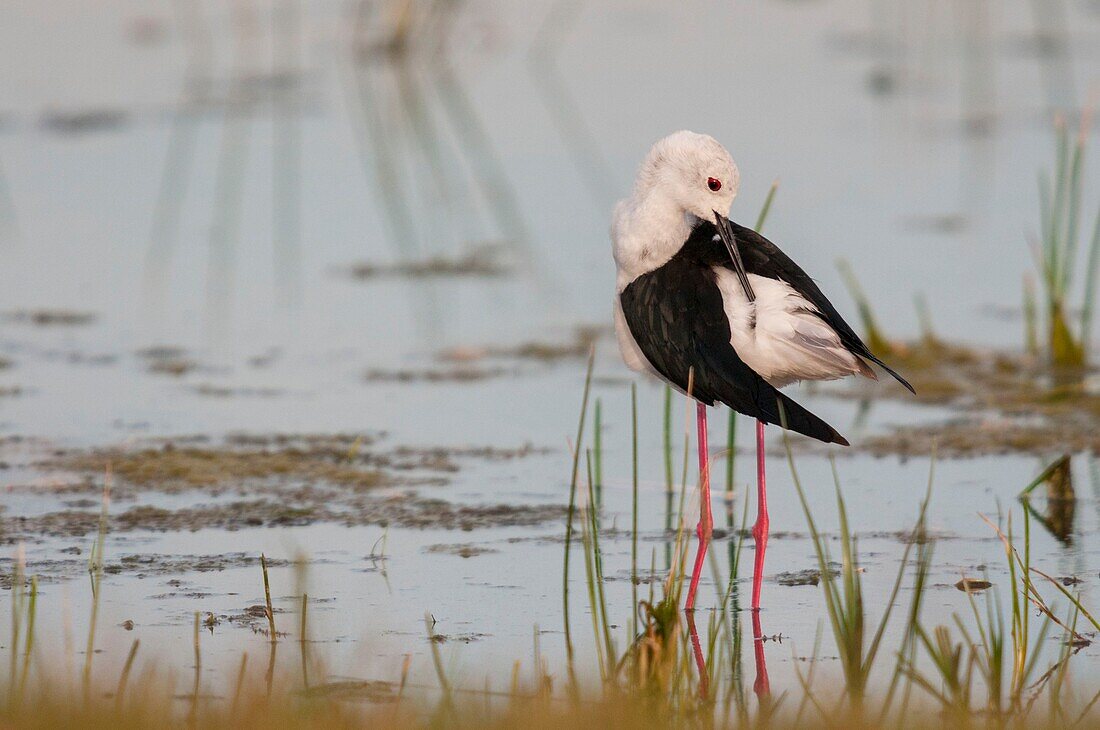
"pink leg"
685,402,713,612
751,419,769,611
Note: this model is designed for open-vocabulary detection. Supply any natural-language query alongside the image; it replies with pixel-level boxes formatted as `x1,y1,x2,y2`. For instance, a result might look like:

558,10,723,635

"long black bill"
713,211,755,302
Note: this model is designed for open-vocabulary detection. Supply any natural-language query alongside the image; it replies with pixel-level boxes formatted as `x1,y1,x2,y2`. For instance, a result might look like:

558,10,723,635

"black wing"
620,251,848,445
687,220,914,394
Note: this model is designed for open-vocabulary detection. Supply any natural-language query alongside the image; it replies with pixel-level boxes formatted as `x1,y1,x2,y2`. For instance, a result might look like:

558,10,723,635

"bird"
611,130,913,613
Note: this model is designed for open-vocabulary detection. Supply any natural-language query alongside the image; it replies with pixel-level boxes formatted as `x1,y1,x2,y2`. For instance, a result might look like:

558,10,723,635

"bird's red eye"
707,177,722,192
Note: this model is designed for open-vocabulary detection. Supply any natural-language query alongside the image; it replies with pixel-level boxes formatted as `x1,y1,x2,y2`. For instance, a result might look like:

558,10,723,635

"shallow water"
1,0,1100,708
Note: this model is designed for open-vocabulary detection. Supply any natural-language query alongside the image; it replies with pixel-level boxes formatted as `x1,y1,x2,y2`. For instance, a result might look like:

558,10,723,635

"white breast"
713,268,865,388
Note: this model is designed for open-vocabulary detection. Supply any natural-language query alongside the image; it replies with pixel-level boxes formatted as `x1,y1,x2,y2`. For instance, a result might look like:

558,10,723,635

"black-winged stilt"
611,131,913,613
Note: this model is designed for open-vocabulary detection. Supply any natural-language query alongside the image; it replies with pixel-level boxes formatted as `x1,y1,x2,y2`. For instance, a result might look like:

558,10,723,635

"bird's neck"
612,192,694,289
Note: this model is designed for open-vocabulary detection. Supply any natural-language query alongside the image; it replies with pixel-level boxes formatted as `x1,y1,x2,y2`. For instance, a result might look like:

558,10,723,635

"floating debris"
955,578,993,593
227,604,287,634
776,566,841,587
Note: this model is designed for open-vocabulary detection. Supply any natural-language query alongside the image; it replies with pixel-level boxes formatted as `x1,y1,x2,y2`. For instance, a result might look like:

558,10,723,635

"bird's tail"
863,352,915,394
751,389,849,446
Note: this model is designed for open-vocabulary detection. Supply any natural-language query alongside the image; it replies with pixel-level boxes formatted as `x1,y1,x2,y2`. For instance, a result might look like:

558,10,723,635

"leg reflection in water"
686,609,771,704
686,611,708,699
752,610,771,699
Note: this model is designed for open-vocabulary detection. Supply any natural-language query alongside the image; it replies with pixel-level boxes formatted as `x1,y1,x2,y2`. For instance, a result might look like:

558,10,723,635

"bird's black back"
685,220,914,393
620,235,849,445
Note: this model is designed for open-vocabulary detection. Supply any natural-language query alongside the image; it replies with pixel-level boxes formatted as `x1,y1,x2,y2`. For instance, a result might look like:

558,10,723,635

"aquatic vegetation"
820,309,1100,456
786,448,928,708
837,258,895,357
3,389,1098,728
1031,112,1100,367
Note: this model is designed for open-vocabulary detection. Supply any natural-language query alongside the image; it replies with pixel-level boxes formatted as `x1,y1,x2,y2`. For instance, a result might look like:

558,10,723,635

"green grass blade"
562,348,595,686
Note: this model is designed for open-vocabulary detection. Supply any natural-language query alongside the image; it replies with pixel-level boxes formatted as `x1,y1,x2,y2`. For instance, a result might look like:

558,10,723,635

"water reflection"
141,0,211,322
1020,454,1076,544
686,606,770,703
751,611,771,700
527,0,614,206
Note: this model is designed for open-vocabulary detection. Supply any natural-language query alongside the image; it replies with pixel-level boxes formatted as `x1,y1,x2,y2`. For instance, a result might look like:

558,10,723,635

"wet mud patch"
860,417,1100,458
7,493,563,541
54,442,391,492
424,543,498,558
108,552,291,577
428,632,489,644
7,434,562,541
0,552,291,588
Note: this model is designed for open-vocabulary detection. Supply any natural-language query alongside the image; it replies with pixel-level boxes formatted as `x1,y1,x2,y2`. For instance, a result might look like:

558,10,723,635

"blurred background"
1,2,1097,447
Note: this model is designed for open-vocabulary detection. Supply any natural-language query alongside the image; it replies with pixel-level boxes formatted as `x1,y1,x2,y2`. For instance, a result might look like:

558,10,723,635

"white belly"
714,269,864,388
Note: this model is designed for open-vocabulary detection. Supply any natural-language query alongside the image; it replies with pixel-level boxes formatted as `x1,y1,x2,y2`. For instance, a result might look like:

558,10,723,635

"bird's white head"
632,130,740,221
612,131,740,285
